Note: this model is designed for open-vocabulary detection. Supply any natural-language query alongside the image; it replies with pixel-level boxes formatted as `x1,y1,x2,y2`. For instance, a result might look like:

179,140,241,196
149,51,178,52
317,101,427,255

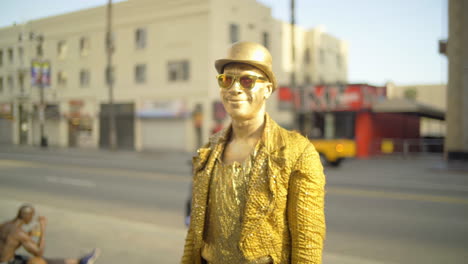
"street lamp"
30,33,50,147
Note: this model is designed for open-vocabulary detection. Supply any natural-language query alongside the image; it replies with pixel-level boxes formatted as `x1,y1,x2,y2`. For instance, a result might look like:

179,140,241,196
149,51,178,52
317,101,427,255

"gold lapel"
240,114,287,241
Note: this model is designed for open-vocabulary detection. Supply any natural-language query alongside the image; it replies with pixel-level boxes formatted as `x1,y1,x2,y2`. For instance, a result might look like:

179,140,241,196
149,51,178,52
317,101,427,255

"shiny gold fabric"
182,114,326,264
201,150,256,263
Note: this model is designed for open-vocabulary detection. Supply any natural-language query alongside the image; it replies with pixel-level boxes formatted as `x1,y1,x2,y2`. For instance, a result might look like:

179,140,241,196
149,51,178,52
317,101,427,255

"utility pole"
106,0,117,150
290,0,299,131
39,71,46,147
35,34,48,147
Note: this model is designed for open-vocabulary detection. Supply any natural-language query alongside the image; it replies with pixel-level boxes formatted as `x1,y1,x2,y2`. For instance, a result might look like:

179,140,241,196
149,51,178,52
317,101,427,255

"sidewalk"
1,199,187,264
0,199,391,264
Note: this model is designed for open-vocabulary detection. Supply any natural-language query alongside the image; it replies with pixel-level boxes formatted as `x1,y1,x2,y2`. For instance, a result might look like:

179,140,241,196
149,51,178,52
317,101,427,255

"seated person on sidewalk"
0,204,100,264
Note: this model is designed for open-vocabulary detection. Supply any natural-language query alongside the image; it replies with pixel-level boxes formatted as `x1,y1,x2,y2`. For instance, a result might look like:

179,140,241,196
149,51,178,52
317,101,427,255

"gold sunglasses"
216,74,269,90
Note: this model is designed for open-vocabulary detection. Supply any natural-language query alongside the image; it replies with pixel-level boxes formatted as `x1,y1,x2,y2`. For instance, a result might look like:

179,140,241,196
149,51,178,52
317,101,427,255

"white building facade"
0,0,348,152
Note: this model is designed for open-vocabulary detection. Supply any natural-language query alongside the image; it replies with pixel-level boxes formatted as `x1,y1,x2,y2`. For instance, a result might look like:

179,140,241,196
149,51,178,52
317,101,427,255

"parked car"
310,138,356,167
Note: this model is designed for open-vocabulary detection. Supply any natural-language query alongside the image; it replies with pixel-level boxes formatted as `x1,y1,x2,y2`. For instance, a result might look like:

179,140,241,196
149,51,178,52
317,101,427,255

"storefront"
282,84,422,157
29,103,61,147
100,102,135,150
137,100,189,151
281,84,445,158
369,98,445,156
0,103,13,144
304,84,386,143
63,100,95,148
43,104,61,146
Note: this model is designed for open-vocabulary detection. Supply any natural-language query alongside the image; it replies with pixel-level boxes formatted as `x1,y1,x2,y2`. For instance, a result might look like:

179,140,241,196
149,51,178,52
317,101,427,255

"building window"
105,66,115,85
319,49,325,64
105,32,116,53
57,71,68,86
135,28,147,50
304,48,311,64
0,50,3,67
7,75,13,92
135,64,146,83
168,60,190,81
0,76,4,93
57,40,67,60
80,37,90,57
319,77,324,85
230,24,239,43
36,43,43,57
304,75,311,85
8,48,13,63
18,73,24,91
336,54,342,68
262,32,270,50
80,69,90,87
18,47,24,65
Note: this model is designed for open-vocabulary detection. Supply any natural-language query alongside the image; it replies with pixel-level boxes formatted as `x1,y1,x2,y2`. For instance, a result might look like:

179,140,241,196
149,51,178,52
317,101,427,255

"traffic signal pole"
106,0,117,150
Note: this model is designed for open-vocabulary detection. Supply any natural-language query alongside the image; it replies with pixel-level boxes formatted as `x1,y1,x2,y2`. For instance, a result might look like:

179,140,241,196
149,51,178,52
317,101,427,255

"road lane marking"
332,177,468,192
0,158,189,183
45,176,96,188
0,159,192,182
328,187,468,205
0,159,39,168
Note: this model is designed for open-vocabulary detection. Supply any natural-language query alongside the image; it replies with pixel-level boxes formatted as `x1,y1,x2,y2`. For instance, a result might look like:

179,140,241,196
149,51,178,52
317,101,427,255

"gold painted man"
181,42,326,264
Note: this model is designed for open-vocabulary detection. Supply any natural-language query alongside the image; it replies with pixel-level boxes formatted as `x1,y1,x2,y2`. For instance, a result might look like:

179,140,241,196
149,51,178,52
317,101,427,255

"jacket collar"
209,113,286,154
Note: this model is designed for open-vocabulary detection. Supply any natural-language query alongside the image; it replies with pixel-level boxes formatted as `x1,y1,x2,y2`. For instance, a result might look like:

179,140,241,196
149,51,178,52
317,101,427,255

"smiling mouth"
227,98,246,102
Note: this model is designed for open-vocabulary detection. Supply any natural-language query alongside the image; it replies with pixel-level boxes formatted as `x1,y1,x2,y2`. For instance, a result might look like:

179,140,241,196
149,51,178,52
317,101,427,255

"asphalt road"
0,145,467,264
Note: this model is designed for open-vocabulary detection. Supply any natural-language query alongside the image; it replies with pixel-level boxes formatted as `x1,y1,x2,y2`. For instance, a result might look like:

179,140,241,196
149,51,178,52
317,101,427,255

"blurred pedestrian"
0,204,100,264
210,121,224,135
181,42,326,264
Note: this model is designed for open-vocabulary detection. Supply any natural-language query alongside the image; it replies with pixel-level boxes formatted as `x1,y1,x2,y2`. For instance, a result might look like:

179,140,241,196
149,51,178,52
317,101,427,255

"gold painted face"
220,63,272,121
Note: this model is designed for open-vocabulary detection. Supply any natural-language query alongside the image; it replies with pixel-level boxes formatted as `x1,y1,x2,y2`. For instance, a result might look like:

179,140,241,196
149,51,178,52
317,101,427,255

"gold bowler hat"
215,41,277,91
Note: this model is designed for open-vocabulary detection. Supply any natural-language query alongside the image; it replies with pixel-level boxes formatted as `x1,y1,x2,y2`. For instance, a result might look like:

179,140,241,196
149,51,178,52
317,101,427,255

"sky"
0,0,448,86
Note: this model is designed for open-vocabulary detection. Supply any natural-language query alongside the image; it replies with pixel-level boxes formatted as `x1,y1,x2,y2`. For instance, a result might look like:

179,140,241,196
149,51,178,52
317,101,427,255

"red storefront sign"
277,84,386,112
309,84,386,111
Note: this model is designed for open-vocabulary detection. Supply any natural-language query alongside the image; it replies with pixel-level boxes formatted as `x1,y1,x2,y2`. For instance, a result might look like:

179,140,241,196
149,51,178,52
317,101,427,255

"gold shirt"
201,150,255,263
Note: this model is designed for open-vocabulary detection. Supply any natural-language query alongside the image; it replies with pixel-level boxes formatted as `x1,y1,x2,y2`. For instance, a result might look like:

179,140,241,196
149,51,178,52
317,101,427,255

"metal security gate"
140,119,187,151
99,103,135,150
0,119,13,144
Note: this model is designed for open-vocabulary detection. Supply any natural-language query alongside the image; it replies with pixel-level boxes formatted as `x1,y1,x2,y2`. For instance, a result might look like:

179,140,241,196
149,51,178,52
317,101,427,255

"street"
1,145,467,264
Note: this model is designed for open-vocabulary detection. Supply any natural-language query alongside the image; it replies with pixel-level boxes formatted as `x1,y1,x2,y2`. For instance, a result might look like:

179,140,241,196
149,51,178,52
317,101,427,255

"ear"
263,83,273,100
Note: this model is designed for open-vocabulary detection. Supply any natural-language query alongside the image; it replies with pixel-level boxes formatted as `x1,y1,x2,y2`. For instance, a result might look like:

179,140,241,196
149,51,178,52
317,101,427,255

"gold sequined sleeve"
288,143,326,263
181,223,194,263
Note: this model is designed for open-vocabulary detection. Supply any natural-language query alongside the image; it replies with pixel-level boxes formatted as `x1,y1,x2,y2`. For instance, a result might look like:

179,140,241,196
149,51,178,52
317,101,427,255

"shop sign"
137,100,188,118
0,103,12,114
305,84,386,111
278,86,295,111
45,104,60,120
31,60,51,87
0,103,13,119
69,100,84,114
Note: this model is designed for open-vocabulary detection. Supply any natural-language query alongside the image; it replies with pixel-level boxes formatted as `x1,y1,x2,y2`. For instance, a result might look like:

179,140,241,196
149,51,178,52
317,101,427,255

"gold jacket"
181,114,326,264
